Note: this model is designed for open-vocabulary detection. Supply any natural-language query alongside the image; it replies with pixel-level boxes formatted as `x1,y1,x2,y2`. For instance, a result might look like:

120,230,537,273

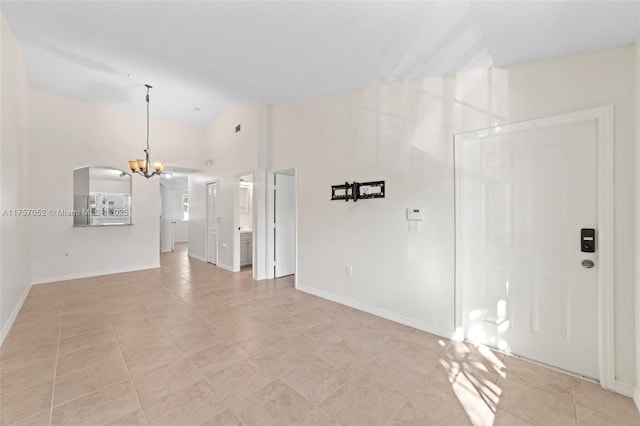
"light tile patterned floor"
1,244,638,425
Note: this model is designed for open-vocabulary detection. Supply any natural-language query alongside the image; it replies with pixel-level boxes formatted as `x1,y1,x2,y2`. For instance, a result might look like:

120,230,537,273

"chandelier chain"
128,84,162,179
145,84,151,152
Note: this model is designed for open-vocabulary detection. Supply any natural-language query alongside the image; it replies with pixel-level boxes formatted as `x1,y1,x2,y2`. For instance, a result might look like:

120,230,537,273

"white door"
160,183,174,253
455,115,599,379
170,189,188,243
274,174,295,277
206,182,218,264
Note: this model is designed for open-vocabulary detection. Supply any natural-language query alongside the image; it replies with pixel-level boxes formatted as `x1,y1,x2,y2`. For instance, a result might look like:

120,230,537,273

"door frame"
266,167,298,284
453,105,614,390
205,180,219,265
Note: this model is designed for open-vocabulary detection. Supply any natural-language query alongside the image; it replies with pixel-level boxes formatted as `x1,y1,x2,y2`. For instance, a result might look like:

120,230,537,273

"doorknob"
581,259,595,269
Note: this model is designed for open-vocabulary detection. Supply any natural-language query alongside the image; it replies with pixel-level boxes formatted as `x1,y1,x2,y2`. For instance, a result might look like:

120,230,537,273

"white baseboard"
217,263,235,272
634,388,640,412
0,283,32,345
614,381,635,398
188,253,206,262
32,264,161,285
296,283,454,340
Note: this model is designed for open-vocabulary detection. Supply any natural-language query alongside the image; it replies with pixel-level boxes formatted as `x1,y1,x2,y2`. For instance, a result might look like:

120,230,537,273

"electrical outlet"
346,265,353,276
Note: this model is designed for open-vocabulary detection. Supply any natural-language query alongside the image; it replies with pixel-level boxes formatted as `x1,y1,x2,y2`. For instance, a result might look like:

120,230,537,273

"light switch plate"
408,222,421,232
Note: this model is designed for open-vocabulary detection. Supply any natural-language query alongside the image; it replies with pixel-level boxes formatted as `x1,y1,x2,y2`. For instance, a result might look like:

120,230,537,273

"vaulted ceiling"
2,1,639,127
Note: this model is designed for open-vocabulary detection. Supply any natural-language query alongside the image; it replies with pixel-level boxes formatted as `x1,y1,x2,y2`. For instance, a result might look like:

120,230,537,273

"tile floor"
1,244,638,426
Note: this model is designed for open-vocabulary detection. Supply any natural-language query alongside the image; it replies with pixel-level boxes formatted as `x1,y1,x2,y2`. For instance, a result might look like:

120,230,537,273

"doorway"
454,107,614,385
235,174,254,272
270,169,296,278
206,181,218,265
160,167,198,254
159,182,186,253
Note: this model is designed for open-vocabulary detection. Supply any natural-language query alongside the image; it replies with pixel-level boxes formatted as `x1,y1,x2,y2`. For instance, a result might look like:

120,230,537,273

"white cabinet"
240,231,252,266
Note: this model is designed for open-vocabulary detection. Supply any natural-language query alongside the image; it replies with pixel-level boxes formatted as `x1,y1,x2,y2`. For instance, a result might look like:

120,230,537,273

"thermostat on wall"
407,208,423,221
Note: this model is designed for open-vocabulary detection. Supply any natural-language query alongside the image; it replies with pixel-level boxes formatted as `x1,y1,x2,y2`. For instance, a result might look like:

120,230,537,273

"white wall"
29,91,205,283
0,13,32,342
200,104,265,272
634,38,640,409
269,45,637,386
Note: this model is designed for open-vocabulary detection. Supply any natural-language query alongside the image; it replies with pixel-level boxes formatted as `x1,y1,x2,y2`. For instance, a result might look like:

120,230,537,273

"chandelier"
128,84,163,178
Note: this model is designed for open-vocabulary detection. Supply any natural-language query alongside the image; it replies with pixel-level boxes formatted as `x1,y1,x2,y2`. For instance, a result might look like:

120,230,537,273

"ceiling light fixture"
128,84,163,178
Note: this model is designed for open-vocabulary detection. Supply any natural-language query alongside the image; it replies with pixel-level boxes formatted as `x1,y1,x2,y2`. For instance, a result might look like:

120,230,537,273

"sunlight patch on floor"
440,341,505,425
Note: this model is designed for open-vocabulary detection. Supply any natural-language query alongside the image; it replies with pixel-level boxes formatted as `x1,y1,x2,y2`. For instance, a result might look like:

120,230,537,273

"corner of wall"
635,37,640,411
202,103,263,276
0,12,32,344
0,284,31,344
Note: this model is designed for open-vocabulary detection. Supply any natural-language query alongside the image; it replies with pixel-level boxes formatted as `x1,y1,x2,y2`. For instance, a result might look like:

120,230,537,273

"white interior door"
206,182,218,264
170,189,188,243
274,173,295,277
160,183,174,253
455,116,599,379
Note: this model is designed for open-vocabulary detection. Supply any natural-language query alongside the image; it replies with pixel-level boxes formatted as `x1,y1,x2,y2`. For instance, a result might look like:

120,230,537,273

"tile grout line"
572,378,578,426
384,397,409,426
215,363,320,426
142,302,186,344
198,374,232,423
106,304,151,426
308,375,354,426
498,408,533,425
195,330,330,423
311,339,442,423
53,342,122,379
47,378,130,414
149,269,243,423
47,300,64,426
141,296,233,416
